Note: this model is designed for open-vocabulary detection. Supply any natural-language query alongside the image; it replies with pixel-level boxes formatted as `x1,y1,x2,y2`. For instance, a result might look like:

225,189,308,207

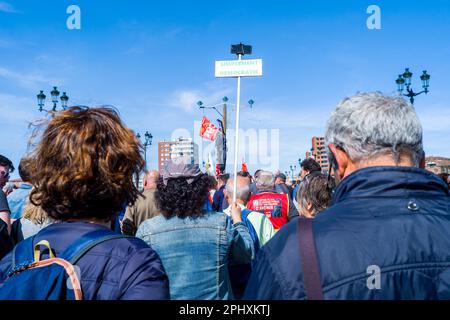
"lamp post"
289,165,297,179
395,68,430,105
197,98,228,133
197,97,254,175
36,87,69,115
197,97,255,135
137,131,153,170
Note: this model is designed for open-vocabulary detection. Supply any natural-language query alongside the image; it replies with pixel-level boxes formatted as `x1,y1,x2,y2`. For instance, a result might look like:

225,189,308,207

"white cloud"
0,93,43,124
167,82,233,113
170,89,202,112
0,2,17,13
0,66,60,90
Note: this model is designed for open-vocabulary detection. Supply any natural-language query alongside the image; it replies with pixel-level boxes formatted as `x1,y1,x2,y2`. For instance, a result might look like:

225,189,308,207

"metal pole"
222,102,227,173
223,102,227,135
144,145,147,171
232,54,242,203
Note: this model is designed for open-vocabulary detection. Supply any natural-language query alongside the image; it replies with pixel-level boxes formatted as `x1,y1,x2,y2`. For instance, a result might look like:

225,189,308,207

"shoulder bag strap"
298,217,324,300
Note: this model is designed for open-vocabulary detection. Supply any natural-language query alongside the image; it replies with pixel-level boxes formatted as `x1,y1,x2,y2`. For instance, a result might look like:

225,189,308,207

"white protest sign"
215,59,263,78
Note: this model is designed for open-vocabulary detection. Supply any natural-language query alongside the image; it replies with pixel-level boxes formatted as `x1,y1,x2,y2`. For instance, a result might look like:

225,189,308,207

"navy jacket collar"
332,166,450,205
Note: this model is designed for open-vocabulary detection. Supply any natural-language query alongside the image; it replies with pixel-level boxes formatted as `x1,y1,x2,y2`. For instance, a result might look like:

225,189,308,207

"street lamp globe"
60,92,69,109
402,68,413,87
248,99,254,108
197,101,204,107
144,131,153,146
37,90,46,112
395,75,405,93
50,86,60,104
420,71,430,92
223,96,228,103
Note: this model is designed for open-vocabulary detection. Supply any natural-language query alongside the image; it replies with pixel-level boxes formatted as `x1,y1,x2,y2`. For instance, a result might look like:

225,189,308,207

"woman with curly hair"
136,159,255,300
0,106,170,300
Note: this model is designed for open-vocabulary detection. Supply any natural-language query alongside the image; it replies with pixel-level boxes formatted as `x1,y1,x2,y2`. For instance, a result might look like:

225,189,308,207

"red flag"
242,158,248,173
199,117,220,141
215,164,221,177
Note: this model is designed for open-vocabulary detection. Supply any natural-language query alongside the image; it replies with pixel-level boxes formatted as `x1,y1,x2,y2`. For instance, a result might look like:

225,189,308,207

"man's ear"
328,144,350,180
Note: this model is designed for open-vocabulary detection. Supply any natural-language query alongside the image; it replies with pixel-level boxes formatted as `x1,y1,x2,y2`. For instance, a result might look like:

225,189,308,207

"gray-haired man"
246,171,298,230
224,176,275,246
245,92,450,300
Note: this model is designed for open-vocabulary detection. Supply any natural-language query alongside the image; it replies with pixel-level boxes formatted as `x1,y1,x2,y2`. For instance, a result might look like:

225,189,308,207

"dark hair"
237,171,250,178
155,174,211,218
18,157,32,183
296,173,332,216
254,169,262,178
301,158,322,173
275,172,287,182
206,174,218,190
0,155,14,173
29,106,144,221
218,173,230,184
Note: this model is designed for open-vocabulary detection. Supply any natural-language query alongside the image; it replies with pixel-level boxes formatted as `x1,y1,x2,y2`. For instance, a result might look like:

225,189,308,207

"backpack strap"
59,229,133,264
240,209,260,253
11,236,36,273
241,208,252,219
298,218,324,300
11,229,132,273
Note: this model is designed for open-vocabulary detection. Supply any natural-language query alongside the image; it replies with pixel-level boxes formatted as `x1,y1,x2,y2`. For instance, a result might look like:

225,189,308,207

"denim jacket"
136,211,255,300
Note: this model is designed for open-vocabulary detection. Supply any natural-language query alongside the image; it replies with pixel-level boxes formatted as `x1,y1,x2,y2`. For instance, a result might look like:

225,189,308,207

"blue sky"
1,0,450,177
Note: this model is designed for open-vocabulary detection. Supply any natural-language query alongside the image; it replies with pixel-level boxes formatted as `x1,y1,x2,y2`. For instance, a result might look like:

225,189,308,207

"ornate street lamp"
197,97,254,175
137,131,153,170
36,86,69,114
395,68,431,105
289,165,297,179
37,91,46,112
50,86,60,110
60,92,69,109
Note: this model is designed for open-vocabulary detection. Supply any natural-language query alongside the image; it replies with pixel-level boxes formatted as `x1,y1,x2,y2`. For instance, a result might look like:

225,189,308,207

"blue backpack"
241,209,260,253
0,229,129,300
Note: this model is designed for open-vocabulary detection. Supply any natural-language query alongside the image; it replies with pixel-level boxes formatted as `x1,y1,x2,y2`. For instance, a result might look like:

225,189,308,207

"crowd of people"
0,92,449,300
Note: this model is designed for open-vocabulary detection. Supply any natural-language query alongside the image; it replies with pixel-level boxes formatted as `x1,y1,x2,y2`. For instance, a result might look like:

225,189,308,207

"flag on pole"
242,158,248,173
199,116,220,141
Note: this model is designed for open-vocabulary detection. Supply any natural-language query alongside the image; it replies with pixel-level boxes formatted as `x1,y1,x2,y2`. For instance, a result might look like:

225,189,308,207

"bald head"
225,175,251,205
144,170,160,190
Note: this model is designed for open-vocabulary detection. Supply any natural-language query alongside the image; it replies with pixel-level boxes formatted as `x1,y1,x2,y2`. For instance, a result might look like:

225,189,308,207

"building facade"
158,137,199,172
158,141,175,172
425,156,450,174
305,136,329,173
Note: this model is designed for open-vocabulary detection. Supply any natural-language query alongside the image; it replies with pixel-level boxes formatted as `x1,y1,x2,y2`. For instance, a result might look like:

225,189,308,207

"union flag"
199,117,220,141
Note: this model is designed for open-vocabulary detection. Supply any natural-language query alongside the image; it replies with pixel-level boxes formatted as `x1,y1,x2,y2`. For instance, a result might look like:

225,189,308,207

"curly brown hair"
29,106,144,221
